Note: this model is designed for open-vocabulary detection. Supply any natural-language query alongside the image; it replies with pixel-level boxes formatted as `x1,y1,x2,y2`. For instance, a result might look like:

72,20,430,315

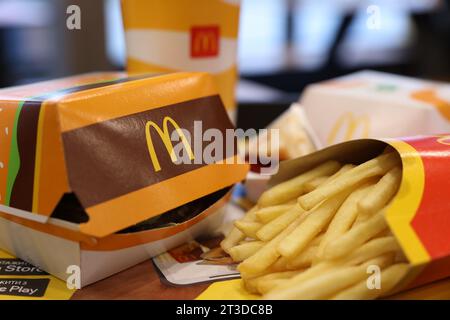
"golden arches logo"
145,116,195,172
191,26,219,57
411,89,450,122
436,135,450,146
327,112,370,145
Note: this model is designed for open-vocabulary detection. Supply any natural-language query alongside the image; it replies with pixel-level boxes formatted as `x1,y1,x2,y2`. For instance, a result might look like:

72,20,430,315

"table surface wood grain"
72,259,450,300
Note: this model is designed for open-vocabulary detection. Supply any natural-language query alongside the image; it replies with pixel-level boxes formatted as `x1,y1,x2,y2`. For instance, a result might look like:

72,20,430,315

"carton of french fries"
221,134,450,299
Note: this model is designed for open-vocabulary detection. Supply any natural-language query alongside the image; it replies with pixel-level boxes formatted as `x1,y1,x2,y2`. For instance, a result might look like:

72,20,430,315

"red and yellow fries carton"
273,135,450,293
300,71,450,147
198,134,450,299
121,0,241,115
0,72,248,287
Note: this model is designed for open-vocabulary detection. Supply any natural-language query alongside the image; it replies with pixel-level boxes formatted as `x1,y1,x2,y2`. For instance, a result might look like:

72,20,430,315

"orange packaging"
198,134,450,299
121,0,241,116
0,72,248,287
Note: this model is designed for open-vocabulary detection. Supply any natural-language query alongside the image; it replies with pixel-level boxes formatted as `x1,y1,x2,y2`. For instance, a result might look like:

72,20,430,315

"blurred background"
0,0,449,126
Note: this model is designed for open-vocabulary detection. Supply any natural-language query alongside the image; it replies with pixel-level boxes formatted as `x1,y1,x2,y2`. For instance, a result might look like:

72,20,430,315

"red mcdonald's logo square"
190,25,220,58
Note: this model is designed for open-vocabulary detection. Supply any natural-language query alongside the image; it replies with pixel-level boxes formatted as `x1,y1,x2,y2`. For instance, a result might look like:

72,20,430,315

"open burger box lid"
0,71,248,286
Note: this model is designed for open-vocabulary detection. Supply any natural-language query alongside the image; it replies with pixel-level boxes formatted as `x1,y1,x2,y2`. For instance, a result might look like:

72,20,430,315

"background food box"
269,135,450,294
300,70,450,147
0,72,248,287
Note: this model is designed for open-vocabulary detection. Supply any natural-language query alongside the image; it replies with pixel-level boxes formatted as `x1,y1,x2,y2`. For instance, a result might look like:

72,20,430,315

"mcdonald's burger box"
0,72,248,287
300,70,450,147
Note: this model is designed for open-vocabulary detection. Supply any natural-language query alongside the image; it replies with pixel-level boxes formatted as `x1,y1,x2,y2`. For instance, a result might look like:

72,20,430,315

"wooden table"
72,260,208,300
72,259,450,300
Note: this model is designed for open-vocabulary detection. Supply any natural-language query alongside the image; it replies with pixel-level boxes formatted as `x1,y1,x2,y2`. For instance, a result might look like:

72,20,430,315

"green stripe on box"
5,100,24,205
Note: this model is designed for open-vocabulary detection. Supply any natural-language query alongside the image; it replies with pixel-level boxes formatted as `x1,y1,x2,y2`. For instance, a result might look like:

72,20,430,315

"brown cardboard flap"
270,139,387,187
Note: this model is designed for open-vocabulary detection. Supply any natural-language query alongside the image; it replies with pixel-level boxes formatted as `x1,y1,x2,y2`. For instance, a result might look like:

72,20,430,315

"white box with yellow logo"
300,70,450,146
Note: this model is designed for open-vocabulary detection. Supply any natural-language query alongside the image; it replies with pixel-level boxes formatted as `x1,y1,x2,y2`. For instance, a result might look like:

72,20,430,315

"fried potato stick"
234,220,263,239
358,166,402,220
278,190,352,259
331,263,410,300
255,204,295,224
303,176,329,193
299,153,399,210
342,236,400,265
322,211,388,260
244,270,301,295
304,164,356,193
258,161,341,207
238,215,304,275
275,234,323,270
265,255,394,300
221,206,258,253
314,182,376,261
256,205,306,241
228,241,265,262
268,261,336,293
286,245,318,269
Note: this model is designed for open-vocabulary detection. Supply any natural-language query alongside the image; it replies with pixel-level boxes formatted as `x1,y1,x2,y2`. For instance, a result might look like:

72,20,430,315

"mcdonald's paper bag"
300,70,450,146
198,134,450,299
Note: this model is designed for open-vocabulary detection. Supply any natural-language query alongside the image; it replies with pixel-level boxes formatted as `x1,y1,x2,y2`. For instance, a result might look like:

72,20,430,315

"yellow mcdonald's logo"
411,89,450,122
191,26,219,57
145,116,195,172
327,112,370,145
437,134,450,146
194,32,217,53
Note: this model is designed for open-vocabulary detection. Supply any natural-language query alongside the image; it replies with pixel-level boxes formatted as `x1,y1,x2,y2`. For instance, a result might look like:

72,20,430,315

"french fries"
228,241,265,262
265,255,395,300
358,167,402,219
221,150,408,300
238,217,302,275
303,176,329,193
256,205,305,241
286,244,318,269
314,182,375,261
331,263,410,300
322,211,388,260
221,206,258,253
278,190,352,259
298,153,399,210
342,236,401,266
303,164,356,193
255,204,295,223
257,160,341,207
244,270,302,295
234,220,263,239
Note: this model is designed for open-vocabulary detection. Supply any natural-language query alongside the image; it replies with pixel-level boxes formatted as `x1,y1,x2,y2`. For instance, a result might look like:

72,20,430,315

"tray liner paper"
0,249,74,300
